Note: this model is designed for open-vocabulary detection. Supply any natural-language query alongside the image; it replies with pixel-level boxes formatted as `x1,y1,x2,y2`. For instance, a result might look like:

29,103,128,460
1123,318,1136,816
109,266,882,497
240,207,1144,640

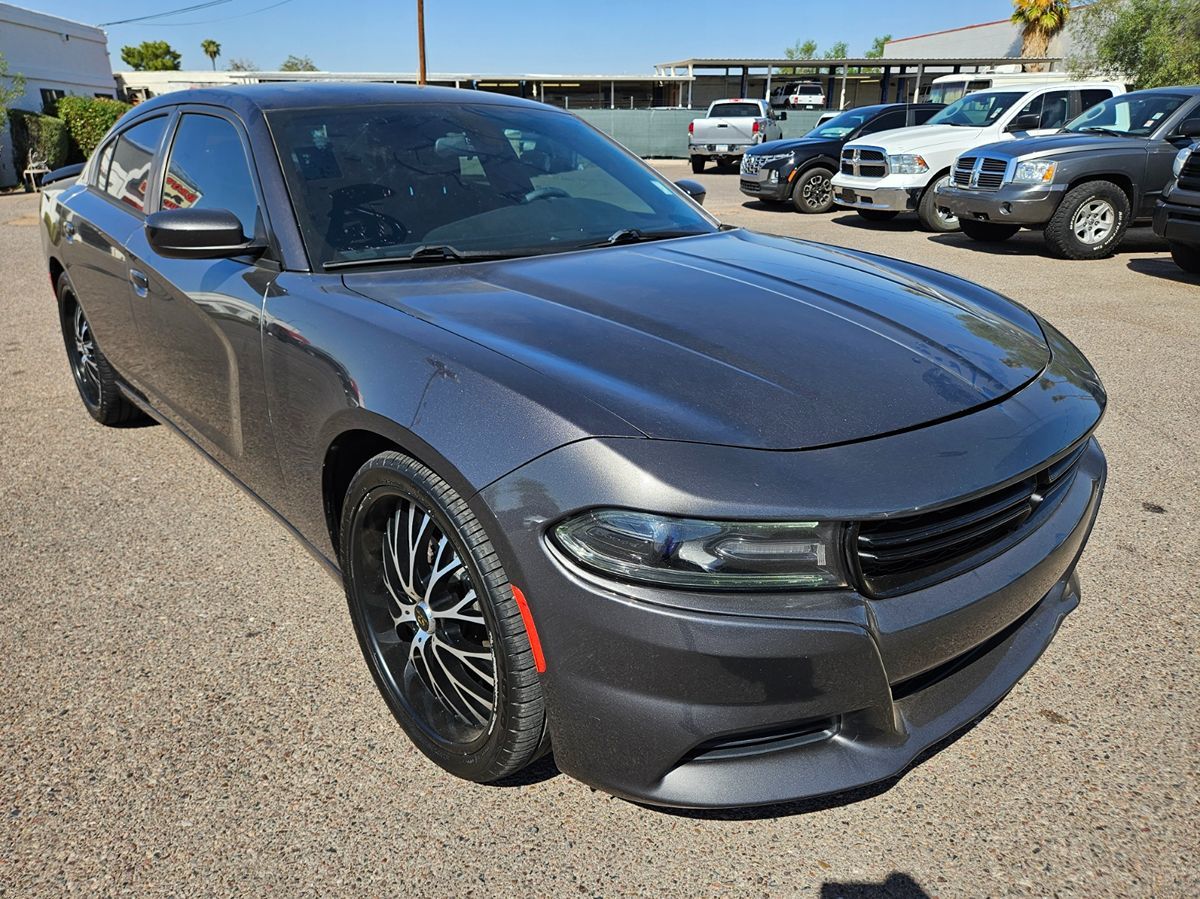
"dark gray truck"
935,88,1200,259
1153,140,1200,273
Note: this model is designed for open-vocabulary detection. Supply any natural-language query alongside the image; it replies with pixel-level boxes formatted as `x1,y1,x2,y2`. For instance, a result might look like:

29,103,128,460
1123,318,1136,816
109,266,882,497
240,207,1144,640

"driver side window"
160,114,260,238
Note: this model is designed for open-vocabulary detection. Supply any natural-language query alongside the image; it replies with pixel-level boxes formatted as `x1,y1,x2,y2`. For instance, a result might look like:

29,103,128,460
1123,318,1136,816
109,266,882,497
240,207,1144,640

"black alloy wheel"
340,451,547,782
792,167,835,214
57,277,146,426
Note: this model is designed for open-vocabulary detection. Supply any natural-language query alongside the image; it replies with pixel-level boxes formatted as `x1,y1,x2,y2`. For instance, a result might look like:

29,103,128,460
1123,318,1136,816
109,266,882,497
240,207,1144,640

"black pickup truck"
739,103,942,213
1154,140,1200,273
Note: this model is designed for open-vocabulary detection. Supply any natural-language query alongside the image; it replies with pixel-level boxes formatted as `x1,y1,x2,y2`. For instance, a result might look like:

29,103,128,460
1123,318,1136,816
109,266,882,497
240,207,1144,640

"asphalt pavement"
1,170,1197,897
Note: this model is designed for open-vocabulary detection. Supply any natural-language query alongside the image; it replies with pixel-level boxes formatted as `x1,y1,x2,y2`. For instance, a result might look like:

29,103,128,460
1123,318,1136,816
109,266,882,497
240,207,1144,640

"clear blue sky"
29,0,1019,73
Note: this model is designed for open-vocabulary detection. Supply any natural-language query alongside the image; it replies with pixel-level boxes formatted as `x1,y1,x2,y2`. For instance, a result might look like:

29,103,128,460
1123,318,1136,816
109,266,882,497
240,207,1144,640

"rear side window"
859,109,907,134
913,107,941,125
709,103,761,117
160,114,260,237
1080,89,1114,113
101,117,167,212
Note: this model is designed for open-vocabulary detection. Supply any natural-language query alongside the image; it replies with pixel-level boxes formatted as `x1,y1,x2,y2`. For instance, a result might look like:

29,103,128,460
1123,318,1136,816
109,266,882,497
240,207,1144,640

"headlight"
1174,146,1194,179
552,509,847,590
888,154,928,174
1013,160,1057,183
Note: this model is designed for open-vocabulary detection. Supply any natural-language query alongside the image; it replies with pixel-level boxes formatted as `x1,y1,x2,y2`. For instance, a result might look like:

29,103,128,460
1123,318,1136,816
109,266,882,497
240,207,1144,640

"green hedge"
8,109,70,178
58,95,131,158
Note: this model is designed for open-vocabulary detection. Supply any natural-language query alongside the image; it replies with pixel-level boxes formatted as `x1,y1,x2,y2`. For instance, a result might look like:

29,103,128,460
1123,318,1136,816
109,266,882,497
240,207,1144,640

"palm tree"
201,39,221,71
1010,0,1071,71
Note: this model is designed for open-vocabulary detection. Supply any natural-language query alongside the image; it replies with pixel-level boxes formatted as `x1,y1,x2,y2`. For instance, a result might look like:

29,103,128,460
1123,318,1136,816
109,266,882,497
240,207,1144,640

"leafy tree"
227,57,257,71
120,40,182,71
1011,0,1071,71
780,39,819,75
823,41,849,60
865,34,892,59
279,54,318,72
201,39,221,71
1070,0,1200,88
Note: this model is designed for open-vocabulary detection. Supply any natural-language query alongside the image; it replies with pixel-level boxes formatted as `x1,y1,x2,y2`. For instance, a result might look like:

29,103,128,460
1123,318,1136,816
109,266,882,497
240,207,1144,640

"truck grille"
952,156,1008,190
840,148,888,178
1180,150,1200,192
855,443,1087,597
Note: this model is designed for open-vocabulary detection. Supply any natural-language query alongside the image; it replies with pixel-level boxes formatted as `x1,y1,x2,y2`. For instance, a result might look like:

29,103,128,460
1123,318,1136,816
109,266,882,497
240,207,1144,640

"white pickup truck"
688,99,784,173
831,81,1126,231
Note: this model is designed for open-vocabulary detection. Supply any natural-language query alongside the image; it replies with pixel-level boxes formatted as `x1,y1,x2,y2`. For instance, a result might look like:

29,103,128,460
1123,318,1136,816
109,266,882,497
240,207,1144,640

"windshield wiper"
1076,126,1127,138
581,228,708,249
323,245,529,270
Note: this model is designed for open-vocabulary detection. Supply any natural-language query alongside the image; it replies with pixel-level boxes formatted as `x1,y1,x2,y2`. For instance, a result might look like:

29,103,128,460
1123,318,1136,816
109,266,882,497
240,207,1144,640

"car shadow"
490,751,562,787
641,701,994,821
820,872,933,898
1127,256,1200,285
928,227,1169,258
830,212,916,231
741,199,794,214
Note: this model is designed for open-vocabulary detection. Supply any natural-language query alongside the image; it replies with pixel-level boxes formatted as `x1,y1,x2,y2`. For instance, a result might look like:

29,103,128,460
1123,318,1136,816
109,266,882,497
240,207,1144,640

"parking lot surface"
2,168,1197,897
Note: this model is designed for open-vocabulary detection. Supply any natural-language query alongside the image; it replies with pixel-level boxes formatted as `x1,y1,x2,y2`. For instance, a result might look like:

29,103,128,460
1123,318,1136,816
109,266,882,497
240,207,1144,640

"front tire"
690,155,705,174
1168,241,1200,274
57,278,146,426
918,174,959,232
1044,181,1130,260
959,219,1021,242
791,166,835,214
340,451,548,783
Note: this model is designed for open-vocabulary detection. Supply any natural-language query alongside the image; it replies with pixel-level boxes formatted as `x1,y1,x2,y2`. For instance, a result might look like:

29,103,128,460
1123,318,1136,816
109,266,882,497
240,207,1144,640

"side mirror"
1008,113,1041,132
675,178,706,206
778,110,788,121
1178,118,1200,138
145,208,266,260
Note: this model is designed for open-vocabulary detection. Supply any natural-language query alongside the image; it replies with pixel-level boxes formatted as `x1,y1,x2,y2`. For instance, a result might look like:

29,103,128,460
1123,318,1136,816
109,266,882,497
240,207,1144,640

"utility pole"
416,0,427,85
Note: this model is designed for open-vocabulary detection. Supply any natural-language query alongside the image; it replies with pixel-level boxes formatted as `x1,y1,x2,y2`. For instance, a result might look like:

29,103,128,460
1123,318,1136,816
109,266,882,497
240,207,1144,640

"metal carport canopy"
654,56,1062,72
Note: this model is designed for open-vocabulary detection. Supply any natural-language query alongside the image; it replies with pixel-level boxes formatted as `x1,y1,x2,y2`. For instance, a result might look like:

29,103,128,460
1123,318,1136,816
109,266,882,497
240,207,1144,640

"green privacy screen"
573,109,826,158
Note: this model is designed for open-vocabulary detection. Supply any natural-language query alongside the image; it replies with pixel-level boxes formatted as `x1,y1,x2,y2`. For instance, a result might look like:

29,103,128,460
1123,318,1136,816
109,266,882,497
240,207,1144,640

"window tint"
1080,89,1114,112
161,114,259,237
859,109,907,134
102,117,167,212
913,106,941,125
709,103,762,117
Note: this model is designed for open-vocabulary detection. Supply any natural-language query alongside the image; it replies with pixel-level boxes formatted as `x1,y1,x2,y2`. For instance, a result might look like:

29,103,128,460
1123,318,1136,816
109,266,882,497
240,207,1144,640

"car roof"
1123,85,1200,96
127,82,552,119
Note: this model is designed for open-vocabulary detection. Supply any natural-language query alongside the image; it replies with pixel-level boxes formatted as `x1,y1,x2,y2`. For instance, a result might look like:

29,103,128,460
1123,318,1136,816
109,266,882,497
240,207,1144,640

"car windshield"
806,108,874,139
926,91,1026,126
1064,92,1190,137
268,103,716,268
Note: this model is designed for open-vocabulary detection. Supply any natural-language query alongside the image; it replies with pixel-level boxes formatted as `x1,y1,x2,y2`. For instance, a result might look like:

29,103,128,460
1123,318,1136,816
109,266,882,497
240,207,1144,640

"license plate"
841,188,858,204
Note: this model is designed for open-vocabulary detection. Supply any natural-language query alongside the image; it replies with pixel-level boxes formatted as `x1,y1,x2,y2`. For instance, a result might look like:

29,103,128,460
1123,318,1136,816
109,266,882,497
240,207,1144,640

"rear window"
99,116,167,213
794,84,823,95
709,103,761,118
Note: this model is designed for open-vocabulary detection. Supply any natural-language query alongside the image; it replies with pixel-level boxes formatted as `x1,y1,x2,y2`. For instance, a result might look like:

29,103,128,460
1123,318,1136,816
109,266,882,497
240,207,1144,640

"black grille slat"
856,445,1088,596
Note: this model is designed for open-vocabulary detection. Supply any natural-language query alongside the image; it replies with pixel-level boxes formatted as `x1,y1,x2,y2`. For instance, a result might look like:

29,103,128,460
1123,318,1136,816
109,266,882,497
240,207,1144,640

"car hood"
747,136,839,156
852,124,987,153
343,230,1049,450
969,132,1143,160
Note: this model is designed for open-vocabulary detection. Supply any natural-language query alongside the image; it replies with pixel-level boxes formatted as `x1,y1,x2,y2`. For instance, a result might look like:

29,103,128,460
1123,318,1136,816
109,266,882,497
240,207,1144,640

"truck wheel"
855,209,899,222
1044,181,1130,260
1168,241,1200,274
690,156,705,174
917,174,959,232
959,220,1021,242
791,167,835,214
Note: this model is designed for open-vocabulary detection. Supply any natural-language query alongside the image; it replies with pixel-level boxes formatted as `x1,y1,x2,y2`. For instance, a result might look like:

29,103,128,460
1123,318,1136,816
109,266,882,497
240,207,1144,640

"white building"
0,3,116,185
884,11,1079,61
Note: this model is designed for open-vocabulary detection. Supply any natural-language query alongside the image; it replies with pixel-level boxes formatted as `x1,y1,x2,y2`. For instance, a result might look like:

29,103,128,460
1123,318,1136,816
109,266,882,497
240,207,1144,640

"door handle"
129,268,149,297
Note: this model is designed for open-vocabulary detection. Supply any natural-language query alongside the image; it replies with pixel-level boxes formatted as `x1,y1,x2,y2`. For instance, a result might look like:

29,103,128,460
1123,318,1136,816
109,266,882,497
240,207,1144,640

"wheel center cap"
414,604,433,632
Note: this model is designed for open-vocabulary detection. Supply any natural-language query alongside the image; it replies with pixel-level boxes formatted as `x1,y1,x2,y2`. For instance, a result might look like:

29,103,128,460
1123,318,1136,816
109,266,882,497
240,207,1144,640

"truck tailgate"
692,119,756,145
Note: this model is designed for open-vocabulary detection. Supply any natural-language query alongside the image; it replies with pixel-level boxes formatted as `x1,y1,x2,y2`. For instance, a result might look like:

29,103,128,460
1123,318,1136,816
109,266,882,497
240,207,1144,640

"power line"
99,0,235,27
129,0,299,27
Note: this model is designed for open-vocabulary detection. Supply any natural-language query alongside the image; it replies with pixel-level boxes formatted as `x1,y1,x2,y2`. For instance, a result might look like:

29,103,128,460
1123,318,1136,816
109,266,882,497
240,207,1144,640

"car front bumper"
1153,197,1200,246
830,175,921,212
936,181,1066,226
738,167,792,201
475,326,1107,808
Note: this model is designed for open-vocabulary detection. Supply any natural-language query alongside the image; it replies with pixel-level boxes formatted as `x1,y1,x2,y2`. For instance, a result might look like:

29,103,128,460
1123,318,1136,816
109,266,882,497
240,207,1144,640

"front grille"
740,179,760,193
840,147,888,179
1180,150,1200,192
951,156,1007,190
855,443,1087,597
742,155,764,176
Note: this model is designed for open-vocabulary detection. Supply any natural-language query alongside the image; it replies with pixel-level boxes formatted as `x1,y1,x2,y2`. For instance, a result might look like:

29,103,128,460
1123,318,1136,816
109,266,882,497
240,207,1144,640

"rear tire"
690,155,705,174
959,219,1021,242
57,277,146,427
791,166,835,214
1044,181,1130,260
340,451,549,783
855,209,899,222
1168,241,1200,274
918,174,959,232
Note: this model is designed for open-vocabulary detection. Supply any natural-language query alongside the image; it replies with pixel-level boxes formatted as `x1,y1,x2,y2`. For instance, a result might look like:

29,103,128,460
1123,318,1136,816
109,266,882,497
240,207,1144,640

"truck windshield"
1064,93,1190,137
709,103,762,117
927,91,1025,127
268,103,716,268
